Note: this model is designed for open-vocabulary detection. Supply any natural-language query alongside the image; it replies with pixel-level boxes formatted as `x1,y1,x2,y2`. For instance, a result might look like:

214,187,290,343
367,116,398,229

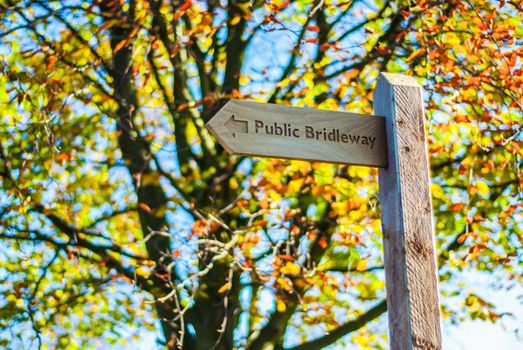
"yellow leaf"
218,282,230,294
443,32,460,46
269,191,281,202
277,277,293,292
236,2,251,18
476,181,489,196
230,15,241,26
431,183,444,199
276,299,286,312
280,262,301,275
407,48,426,62
355,259,368,272
229,178,239,190
136,267,150,277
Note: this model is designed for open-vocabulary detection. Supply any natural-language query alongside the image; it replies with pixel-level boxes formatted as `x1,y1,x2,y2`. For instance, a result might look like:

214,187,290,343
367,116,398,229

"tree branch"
325,6,407,80
268,15,312,103
34,0,111,73
223,0,249,94
286,300,387,350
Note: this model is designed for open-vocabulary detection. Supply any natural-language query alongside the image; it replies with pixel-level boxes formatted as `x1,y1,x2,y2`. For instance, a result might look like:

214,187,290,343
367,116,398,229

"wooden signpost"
206,73,442,350
374,74,442,349
206,100,388,167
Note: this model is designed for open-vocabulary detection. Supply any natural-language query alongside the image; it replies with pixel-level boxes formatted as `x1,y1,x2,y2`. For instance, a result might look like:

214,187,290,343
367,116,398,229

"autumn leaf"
230,15,242,26
179,1,192,11
276,299,286,312
499,60,510,79
407,48,426,61
278,255,295,261
138,203,152,213
113,39,128,53
454,115,469,123
375,46,390,55
56,153,73,164
476,181,489,196
218,282,230,294
355,259,368,272
307,25,320,32
450,203,465,212
280,262,301,275
46,55,57,69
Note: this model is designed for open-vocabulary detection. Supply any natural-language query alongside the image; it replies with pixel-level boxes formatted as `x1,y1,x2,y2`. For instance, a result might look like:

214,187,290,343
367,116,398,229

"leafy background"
0,0,522,349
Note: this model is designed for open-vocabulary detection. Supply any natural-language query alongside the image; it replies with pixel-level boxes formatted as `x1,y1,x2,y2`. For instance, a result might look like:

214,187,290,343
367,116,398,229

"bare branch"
286,300,387,350
268,15,312,103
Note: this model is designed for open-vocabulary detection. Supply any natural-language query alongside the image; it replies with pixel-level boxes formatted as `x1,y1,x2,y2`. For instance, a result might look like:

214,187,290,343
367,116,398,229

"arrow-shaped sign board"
206,100,388,167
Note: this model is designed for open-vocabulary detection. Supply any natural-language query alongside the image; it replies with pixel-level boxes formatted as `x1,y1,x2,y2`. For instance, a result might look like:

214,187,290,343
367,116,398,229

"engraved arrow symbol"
225,115,248,137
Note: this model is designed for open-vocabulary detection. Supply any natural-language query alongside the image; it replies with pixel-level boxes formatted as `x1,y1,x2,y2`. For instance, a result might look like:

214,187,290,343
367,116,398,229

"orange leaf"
139,203,152,213
457,233,469,244
319,43,332,51
179,0,192,11
278,255,295,262
318,237,328,249
499,60,510,79
290,225,300,235
113,39,128,54
97,20,113,33
465,77,481,87
453,115,468,123
218,282,230,294
56,153,73,164
46,55,57,69
407,48,426,62
375,46,389,55
306,38,318,43
129,25,140,39
278,1,290,10
511,141,521,153
450,202,465,212
307,25,320,32
253,219,268,227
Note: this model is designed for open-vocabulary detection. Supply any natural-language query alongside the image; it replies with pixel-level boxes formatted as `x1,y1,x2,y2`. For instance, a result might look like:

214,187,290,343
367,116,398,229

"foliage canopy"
0,0,522,349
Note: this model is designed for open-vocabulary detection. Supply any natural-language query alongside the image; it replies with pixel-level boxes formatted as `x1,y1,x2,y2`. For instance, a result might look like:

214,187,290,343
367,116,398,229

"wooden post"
374,73,442,350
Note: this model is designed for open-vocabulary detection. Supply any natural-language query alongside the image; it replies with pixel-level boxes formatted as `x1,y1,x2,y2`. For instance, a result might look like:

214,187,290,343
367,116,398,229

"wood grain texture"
374,73,442,350
206,100,388,167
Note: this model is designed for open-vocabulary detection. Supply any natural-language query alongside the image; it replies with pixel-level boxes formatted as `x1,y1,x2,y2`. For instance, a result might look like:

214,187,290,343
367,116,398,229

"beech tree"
1,0,522,349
